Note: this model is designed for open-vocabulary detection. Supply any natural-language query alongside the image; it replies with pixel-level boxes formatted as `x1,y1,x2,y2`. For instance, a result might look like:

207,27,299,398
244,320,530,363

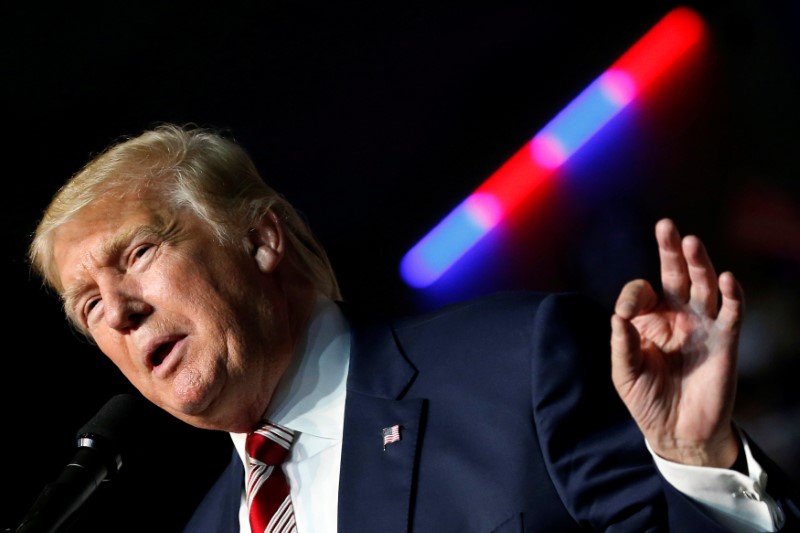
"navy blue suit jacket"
183,292,799,532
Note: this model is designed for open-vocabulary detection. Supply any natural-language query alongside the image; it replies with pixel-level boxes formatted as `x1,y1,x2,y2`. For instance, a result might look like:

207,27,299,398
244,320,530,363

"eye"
83,297,103,324
129,244,156,266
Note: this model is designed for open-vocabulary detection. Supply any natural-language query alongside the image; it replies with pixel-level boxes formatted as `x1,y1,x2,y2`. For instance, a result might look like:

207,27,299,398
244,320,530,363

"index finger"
655,218,690,306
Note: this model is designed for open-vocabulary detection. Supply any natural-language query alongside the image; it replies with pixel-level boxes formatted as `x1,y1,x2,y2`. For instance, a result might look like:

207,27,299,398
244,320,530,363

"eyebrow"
60,224,162,316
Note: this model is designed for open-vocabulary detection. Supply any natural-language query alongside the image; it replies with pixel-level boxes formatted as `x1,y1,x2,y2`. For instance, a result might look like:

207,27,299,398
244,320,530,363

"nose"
102,285,153,331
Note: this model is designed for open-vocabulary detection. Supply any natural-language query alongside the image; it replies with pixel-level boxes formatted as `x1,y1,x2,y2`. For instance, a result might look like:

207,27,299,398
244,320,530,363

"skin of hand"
610,218,743,468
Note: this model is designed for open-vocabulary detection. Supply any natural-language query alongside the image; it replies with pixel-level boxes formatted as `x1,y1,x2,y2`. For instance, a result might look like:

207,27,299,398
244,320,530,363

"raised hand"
610,218,744,467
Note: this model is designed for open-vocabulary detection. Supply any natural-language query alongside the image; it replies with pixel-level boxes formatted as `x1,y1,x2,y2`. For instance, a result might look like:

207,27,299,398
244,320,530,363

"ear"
249,210,285,273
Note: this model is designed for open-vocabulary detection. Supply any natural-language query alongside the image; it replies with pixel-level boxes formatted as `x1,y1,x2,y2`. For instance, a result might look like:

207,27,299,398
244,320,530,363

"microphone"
14,393,147,533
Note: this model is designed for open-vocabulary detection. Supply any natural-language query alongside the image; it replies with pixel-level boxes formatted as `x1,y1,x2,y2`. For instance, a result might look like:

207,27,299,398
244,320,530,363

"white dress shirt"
230,295,781,532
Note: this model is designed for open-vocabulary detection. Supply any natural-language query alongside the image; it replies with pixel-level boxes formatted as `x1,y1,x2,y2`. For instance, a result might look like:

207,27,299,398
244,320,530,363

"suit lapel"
337,307,425,533
338,392,424,533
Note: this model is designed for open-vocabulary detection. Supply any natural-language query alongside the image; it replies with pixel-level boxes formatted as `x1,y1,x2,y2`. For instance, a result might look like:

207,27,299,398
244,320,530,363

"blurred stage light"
400,6,705,288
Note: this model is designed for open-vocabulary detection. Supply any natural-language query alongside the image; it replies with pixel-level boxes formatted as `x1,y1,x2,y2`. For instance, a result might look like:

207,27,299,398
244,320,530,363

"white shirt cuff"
647,430,786,532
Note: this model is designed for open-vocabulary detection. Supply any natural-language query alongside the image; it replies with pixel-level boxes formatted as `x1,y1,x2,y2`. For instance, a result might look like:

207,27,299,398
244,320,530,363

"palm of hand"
626,303,737,454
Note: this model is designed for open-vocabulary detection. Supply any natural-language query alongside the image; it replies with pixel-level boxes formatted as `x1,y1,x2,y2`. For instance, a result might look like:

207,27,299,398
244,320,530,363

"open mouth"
151,340,178,367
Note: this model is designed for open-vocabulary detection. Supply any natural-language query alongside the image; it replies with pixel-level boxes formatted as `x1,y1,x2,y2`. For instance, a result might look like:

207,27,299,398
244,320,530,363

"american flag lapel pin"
382,424,401,451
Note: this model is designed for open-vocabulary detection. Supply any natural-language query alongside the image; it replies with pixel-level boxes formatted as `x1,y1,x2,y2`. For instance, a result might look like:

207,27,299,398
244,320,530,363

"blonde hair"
29,123,341,300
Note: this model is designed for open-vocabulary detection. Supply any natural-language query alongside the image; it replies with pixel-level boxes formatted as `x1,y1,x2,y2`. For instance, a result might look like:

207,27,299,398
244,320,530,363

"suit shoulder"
393,290,606,333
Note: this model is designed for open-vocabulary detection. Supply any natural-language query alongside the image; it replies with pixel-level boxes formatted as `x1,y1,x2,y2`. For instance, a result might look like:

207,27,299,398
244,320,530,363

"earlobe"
249,210,285,273
254,246,279,272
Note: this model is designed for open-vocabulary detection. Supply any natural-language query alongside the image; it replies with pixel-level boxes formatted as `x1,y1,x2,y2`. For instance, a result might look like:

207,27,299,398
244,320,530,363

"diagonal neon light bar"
400,6,705,288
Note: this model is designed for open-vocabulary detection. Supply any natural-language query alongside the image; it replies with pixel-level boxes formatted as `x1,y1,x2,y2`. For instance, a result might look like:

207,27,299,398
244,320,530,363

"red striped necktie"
245,421,297,533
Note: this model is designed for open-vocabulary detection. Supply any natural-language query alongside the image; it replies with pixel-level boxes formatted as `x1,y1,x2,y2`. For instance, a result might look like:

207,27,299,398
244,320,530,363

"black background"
3,1,799,531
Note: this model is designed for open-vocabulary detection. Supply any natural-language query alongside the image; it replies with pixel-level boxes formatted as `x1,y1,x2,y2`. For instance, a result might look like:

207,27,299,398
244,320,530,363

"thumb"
610,314,643,397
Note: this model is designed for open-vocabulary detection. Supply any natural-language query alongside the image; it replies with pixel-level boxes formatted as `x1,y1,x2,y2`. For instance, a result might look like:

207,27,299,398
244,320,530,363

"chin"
164,396,218,430
170,364,214,405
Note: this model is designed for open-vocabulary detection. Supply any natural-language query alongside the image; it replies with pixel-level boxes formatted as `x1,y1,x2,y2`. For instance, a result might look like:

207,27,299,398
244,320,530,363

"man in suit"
29,123,798,531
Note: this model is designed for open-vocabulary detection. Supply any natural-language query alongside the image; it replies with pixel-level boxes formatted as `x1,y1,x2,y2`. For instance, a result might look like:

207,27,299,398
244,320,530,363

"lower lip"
151,338,186,379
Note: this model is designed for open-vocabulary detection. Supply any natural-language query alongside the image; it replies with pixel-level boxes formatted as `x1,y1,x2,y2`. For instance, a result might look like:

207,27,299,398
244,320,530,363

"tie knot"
245,421,295,466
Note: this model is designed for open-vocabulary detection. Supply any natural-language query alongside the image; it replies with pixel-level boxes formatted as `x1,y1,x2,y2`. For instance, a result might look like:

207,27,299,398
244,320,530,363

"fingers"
682,235,719,317
656,218,728,319
615,279,659,319
717,271,745,332
655,218,690,306
610,313,643,392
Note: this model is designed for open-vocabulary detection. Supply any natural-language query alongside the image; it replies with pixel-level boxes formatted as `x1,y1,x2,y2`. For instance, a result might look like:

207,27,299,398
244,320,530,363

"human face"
51,196,295,432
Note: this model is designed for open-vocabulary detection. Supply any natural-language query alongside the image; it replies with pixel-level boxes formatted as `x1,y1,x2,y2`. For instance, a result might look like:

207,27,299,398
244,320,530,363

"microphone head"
74,393,150,478
76,393,147,441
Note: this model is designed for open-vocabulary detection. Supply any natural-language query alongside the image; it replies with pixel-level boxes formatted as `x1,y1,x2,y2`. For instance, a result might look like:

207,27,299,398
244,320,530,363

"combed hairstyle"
28,123,341,301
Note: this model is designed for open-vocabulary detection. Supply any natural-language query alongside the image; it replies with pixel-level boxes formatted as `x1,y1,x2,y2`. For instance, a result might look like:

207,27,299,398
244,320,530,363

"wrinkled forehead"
50,196,166,289
57,192,162,242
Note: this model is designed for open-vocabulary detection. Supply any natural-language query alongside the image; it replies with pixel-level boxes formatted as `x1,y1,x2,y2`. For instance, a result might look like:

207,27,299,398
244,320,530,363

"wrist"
649,430,740,468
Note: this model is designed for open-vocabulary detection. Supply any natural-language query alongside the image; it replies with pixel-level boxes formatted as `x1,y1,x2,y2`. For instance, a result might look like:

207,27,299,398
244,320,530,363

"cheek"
157,251,252,305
